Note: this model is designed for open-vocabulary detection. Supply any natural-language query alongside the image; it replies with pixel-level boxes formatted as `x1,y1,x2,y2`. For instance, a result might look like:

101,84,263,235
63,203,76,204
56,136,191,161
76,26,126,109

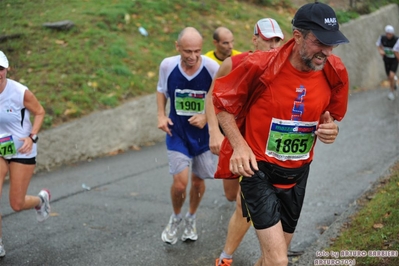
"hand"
315,111,339,144
209,129,224,155
18,137,33,155
157,115,173,136
229,142,258,177
188,114,206,129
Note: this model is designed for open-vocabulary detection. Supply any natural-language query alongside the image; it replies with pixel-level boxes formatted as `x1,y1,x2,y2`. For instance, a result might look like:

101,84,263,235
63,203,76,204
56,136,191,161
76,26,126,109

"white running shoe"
388,91,395,101
181,216,198,241
0,242,5,258
35,189,51,222
161,215,182,244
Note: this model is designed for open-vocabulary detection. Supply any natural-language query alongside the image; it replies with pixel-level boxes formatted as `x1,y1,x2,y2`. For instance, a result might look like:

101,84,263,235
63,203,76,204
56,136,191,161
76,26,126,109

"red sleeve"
323,55,349,121
212,52,266,117
231,51,250,69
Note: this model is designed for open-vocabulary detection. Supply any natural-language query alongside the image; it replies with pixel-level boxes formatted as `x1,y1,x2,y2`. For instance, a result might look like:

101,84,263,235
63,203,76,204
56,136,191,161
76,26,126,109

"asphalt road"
0,87,398,266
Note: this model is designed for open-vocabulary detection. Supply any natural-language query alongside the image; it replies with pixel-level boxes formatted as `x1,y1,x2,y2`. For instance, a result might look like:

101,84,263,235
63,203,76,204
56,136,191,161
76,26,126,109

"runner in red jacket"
206,18,285,266
213,3,349,265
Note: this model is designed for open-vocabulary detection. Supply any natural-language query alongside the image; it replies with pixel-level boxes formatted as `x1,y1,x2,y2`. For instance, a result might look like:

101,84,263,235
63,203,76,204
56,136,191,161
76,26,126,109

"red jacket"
212,38,349,179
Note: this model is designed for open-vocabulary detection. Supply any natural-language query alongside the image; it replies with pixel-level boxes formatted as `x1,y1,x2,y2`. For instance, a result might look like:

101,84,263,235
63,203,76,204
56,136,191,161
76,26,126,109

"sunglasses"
0,66,5,71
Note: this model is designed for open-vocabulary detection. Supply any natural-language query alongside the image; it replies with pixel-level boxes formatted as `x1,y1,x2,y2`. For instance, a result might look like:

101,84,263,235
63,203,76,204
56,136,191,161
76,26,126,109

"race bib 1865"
0,133,17,158
265,118,317,161
175,89,206,116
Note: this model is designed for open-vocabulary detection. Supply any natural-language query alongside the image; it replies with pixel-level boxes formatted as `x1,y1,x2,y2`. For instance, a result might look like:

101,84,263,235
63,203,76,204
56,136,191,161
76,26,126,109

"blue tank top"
158,55,218,157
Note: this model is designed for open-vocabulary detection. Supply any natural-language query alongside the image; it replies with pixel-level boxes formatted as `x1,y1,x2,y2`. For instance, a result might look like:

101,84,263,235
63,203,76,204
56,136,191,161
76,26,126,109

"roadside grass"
325,161,399,266
0,0,297,129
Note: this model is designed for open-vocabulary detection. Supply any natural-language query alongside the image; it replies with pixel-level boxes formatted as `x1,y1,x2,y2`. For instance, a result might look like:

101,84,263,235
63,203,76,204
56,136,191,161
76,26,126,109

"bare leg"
8,162,41,212
188,172,205,215
0,158,9,239
222,179,240,202
253,222,291,266
171,167,189,215
222,189,250,255
389,71,396,92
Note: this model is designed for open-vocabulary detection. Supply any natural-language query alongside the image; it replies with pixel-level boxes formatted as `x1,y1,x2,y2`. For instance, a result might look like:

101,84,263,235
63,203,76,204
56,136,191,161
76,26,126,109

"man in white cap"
376,25,399,100
205,18,284,266
213,2,349,265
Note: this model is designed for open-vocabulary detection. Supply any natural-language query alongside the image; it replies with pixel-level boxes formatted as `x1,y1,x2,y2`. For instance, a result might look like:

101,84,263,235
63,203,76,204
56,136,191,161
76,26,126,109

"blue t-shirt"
157,55,219,157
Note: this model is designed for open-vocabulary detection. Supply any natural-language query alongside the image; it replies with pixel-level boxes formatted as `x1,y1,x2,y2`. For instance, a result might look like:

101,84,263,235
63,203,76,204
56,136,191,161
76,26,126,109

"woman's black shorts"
5,157,36,165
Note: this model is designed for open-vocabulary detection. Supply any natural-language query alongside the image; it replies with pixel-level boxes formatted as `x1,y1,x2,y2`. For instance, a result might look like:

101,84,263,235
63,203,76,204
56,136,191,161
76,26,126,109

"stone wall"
334,4,399,90
35,4,399,172
36,94,166,172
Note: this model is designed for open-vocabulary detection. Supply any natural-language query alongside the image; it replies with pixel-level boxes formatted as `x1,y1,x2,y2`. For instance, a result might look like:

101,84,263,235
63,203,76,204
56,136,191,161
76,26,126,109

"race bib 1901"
175,89,206,116
265,118,317,161
0,133,17,158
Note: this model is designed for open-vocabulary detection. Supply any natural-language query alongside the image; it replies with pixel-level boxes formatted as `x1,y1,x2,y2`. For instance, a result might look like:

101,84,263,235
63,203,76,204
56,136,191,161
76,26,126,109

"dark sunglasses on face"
0,66,5,71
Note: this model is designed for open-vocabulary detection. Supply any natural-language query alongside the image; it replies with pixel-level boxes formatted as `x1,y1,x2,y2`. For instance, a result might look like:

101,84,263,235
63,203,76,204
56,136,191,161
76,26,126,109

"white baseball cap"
0,51,9,68
385,25,394,34
254,18,284,40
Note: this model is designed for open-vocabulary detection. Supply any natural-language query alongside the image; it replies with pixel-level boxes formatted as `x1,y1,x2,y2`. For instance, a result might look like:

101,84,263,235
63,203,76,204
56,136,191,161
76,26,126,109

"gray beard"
301,55,325,71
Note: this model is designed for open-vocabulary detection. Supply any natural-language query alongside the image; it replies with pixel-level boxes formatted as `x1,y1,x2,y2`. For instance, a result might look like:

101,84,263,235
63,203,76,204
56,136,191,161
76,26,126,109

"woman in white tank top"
0,50,51,258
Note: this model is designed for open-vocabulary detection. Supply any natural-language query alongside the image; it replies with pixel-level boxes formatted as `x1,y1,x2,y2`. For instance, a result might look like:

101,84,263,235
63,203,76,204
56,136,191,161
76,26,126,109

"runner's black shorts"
383,57,398,76
240,161,310,233
4,157,36,165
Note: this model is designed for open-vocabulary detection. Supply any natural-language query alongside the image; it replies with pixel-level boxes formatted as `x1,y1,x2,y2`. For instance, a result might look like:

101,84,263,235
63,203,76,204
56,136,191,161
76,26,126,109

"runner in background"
205,18,285,266
205,27,241,65
376,25,399,100
157,27,219,245
0,50,51,258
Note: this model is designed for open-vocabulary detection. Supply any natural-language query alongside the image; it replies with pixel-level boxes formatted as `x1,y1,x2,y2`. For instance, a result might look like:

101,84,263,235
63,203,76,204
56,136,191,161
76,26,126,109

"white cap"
0,51,9,68
385,25,394,34
254,18,284,40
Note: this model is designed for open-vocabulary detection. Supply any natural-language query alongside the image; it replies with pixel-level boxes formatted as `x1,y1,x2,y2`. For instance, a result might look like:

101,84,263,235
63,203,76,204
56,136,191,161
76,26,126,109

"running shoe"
0,242,5,258
35,189,51,222
181,216,198,241
388,91,395,101
215,258,233,266
161,215,182,244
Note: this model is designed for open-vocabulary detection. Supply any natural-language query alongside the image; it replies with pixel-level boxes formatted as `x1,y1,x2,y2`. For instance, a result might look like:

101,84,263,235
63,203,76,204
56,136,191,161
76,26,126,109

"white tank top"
0,79,37,158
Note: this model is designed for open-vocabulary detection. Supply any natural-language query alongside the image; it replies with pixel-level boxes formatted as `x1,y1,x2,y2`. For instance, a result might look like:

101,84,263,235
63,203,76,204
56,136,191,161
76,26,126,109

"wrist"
29,133,39,143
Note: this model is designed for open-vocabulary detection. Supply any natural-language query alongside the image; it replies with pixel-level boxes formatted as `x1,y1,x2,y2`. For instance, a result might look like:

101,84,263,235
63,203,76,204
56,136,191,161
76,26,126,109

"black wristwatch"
29,134,39,143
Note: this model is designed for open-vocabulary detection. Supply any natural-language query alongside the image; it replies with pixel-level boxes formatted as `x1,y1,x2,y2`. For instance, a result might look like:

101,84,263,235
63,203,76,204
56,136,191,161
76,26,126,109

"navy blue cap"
292,2,349,45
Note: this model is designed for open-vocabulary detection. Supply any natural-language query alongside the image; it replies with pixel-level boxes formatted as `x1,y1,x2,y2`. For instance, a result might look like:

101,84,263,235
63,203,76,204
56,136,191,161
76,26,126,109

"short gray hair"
292,26,311,39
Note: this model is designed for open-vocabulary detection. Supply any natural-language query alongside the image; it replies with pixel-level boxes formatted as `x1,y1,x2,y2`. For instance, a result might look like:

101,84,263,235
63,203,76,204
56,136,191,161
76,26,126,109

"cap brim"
312,29,349,46
260,33,284,41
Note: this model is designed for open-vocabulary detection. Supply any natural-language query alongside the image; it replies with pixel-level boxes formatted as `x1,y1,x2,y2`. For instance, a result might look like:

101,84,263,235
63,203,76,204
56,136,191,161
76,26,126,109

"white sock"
219,250,233,262
185,212,196,219
172,213,182,220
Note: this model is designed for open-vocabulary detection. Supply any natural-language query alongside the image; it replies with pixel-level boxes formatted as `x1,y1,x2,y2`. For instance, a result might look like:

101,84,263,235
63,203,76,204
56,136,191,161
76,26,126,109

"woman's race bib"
0,133,17,159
